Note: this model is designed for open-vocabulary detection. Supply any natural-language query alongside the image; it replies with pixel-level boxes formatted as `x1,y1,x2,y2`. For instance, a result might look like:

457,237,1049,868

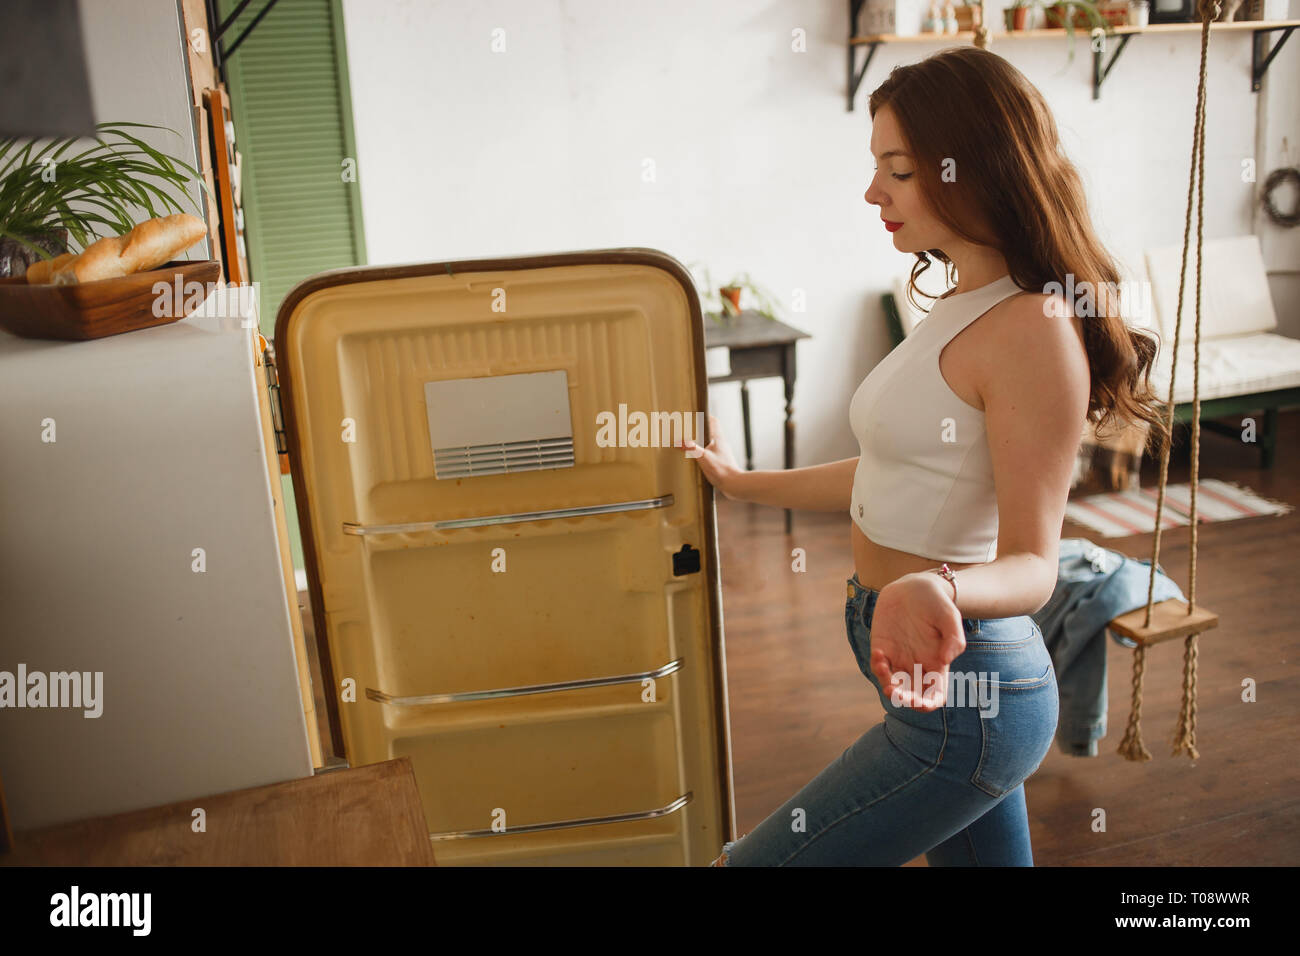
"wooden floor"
298,411,1300,866
715,411,1300,866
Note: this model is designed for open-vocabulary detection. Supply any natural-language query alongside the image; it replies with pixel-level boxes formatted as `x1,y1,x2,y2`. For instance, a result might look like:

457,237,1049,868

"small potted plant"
1005,0,1034,30
1004,0,1112,62
1045,0,1117,31
719,281,743,313
690,263,783,325
0,121,209,278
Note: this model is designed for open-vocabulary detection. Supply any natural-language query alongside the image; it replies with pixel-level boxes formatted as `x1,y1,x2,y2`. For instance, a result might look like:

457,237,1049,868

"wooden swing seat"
1108,598,1219,647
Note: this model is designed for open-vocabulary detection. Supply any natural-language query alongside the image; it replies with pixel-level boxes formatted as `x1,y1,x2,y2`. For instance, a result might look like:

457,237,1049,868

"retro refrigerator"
272,247,737,866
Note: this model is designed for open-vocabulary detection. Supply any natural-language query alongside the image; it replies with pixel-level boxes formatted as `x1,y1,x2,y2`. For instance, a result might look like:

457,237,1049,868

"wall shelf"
846,2,1300,106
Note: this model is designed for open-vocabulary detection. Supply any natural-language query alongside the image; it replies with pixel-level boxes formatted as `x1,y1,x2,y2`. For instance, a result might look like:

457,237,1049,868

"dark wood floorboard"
715,411,1300,866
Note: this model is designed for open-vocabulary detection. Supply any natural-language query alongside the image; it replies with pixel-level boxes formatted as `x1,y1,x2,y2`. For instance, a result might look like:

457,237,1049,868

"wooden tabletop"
1,757,435,866
702,310,811,349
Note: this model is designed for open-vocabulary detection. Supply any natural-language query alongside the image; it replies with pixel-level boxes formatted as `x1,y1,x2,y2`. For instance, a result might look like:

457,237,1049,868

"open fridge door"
274,247,736,865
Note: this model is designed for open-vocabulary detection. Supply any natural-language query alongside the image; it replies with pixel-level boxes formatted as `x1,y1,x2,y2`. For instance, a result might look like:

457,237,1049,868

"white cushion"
1146,331,1300,404
1144,234,1278,340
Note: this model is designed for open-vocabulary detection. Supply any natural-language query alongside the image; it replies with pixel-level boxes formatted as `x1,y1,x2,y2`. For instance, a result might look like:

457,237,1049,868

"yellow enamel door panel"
275,248,735,866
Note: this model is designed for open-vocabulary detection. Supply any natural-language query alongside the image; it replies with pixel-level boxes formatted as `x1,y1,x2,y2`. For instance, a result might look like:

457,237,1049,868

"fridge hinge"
262,340,289,458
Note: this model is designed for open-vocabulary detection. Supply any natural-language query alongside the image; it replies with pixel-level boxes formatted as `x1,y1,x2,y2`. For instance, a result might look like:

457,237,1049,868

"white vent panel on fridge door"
425,370,575,478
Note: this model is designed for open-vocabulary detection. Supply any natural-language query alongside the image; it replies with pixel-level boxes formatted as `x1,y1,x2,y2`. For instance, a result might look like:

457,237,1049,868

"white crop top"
849,273,1025,563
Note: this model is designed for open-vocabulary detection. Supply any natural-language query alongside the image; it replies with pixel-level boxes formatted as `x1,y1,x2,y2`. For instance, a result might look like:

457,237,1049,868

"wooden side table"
704,311,811,533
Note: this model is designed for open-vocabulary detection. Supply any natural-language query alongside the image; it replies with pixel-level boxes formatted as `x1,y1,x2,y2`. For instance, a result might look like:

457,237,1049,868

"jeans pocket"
969,656,1058,799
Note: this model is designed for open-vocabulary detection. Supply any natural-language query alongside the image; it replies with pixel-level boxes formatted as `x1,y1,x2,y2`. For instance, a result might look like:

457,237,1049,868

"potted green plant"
0,121,209,277
1004,0,1113,63
1005,0,1033,29
1045,0,1115,30
689,263,783,325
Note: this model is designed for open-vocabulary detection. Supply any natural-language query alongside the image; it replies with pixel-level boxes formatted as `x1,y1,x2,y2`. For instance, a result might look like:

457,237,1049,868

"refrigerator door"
275,248,736,865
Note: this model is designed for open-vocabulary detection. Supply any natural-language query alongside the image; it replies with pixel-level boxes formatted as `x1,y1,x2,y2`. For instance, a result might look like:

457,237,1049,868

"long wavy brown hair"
868,45,1169,455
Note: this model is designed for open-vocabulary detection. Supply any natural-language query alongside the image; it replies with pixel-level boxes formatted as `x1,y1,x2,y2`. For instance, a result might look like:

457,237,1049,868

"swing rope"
1117,0,1219,762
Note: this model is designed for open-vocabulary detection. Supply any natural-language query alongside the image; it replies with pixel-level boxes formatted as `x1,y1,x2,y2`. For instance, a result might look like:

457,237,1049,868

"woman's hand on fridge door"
678,413,743,499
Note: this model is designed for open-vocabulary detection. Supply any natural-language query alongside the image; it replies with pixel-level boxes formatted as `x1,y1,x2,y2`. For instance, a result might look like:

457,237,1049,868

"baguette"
52,236,128,285
120,213,208,273
24,252,77,284
49,213,207,285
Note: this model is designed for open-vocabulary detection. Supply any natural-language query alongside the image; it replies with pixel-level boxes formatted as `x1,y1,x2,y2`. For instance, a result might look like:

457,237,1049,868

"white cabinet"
0,288,318,831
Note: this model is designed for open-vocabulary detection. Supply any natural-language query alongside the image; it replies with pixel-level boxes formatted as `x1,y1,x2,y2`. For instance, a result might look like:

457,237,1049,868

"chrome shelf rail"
343,493,674,535
367,657,684,706
428,792,693,841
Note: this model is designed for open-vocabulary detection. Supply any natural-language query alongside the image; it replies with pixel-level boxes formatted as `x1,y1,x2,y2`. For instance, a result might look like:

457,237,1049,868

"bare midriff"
851,522,987,592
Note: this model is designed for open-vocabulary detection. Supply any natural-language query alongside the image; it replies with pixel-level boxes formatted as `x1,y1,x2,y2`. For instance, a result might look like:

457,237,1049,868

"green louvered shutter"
216,0,367,331
217,0,366,575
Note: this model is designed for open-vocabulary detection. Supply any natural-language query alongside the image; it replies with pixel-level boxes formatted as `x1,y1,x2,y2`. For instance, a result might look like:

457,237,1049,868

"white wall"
1254,2,1300,334
75,0,210,258
340,0,1299,469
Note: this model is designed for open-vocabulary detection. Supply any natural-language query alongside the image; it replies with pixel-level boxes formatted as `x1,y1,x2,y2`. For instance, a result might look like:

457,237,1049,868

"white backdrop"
340,0,1300,469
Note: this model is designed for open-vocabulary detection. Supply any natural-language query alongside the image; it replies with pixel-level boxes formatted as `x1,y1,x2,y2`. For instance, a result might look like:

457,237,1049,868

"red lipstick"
883,219,903,233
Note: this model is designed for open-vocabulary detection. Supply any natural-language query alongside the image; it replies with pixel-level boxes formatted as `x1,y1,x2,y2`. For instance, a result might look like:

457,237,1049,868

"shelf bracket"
1252,26,1296,93
847,0,880,112
206,0,286,83
1092,32,1133,101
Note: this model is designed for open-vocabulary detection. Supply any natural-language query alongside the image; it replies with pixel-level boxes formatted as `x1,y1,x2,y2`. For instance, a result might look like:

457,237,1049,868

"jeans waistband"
846,572,880,607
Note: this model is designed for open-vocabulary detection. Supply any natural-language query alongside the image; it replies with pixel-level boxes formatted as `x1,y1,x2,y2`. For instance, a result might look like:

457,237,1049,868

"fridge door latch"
673,543,701,575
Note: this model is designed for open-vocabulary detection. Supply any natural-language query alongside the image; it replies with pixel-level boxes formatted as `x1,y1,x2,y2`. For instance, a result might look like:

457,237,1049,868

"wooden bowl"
0,259,222,341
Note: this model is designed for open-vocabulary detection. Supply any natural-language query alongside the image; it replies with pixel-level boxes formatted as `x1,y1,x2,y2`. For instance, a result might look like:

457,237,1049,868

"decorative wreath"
1261,167,1300,228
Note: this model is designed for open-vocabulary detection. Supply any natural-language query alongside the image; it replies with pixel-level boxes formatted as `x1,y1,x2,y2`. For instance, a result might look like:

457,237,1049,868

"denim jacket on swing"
1030,537,1186,757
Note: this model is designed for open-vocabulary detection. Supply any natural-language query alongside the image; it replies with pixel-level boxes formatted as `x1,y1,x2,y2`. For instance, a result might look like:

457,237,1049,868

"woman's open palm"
868,580,967,711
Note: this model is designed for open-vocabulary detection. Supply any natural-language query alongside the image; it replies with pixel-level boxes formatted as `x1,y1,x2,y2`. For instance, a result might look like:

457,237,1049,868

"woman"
689,46,1168,866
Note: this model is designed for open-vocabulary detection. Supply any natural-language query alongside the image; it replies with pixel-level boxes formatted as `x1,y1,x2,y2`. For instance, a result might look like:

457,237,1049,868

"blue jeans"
714,573,1059,866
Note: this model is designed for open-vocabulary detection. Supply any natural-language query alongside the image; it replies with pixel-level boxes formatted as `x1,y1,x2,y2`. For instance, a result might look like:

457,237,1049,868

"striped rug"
1064,479,1294,537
